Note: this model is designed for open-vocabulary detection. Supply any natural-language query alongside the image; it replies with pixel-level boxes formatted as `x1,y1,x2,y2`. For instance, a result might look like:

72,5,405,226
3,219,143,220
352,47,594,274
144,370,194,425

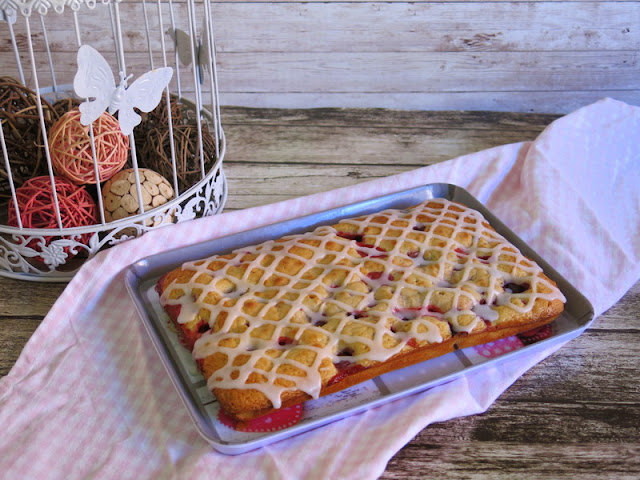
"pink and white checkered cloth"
1,98,638,479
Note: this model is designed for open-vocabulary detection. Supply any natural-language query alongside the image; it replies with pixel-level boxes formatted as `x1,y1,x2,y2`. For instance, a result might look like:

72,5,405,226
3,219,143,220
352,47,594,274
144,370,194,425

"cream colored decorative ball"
102,168,175,226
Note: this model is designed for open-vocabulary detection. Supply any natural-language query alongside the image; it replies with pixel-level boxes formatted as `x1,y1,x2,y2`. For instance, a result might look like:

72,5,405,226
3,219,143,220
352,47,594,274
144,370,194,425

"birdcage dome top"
1,0,119,18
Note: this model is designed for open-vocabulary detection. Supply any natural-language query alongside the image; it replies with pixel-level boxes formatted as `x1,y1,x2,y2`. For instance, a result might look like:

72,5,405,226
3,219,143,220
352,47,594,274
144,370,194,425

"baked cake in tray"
156,198,566,422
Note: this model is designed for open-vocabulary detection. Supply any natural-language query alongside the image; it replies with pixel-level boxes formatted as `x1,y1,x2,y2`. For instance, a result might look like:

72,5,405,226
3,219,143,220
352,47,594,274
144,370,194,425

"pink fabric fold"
0,98,638,479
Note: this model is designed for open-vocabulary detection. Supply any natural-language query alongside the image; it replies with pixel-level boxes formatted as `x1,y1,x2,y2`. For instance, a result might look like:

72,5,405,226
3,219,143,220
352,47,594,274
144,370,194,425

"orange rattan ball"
49,108,129,184
8,176,99,247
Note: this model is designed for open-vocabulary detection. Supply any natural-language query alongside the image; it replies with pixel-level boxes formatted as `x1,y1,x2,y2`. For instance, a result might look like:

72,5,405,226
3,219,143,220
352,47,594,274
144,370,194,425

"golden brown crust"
156,199,566,423
201,307,562,421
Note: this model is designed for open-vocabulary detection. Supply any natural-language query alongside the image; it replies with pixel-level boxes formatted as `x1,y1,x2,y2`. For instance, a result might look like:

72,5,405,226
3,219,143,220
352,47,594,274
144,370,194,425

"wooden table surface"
1,107,639,479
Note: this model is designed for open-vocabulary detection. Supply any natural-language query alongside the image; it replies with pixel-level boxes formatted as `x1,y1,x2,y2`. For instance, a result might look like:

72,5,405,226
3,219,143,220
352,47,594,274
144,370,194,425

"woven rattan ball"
102,168,175,223
49,108,129,185
0,77,59,200
7,176,99,257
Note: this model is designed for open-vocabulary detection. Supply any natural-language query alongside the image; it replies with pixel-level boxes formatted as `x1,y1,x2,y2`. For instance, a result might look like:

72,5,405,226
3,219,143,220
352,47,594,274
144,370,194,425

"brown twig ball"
0,77,59,200
133,96,218,193
51,97,82,118
137,124,217,193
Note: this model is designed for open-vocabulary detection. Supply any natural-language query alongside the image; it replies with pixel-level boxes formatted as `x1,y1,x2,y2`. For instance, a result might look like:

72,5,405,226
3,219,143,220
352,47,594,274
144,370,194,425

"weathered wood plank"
0,277,63,376
399,373,640,444
220,108,556,173
215,51,639,93
0,279,66,317
222,164,422,210
2,1,637,113
493,332,640,405
219,91,640,115
223,126,541,166
211,2,639,53
424,398,639,444
221,107,561,130
7,2,638,53
381,442,640,479
9,50,637,94
0,317,42,376
217,109,563,183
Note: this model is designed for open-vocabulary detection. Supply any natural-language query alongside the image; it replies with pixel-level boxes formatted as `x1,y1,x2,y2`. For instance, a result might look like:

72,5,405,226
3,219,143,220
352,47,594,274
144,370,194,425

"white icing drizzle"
160,199,566,409
472,304,500,322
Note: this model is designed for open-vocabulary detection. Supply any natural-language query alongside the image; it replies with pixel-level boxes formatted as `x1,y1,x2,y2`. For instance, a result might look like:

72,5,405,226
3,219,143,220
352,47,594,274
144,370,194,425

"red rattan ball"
8,176,99,233
49,108,129,184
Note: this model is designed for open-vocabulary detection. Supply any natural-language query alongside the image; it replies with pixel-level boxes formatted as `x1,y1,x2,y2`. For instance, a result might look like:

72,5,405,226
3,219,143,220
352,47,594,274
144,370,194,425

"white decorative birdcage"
0,0,226,281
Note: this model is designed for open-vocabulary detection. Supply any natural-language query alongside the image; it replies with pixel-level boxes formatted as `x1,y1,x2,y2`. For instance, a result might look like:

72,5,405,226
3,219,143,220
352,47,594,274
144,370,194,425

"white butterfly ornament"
168,27,210,71
73,45,173,136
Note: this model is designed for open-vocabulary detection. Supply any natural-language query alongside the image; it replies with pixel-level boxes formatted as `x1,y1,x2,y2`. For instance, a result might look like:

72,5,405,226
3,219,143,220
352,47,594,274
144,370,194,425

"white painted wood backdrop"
1,0,638,113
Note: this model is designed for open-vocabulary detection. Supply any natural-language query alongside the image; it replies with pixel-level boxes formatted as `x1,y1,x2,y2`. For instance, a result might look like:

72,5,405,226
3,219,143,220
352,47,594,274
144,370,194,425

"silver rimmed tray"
124,183,594,455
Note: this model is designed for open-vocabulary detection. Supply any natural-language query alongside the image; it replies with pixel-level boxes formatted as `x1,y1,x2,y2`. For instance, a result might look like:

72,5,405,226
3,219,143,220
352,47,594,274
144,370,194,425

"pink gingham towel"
1,98,638,479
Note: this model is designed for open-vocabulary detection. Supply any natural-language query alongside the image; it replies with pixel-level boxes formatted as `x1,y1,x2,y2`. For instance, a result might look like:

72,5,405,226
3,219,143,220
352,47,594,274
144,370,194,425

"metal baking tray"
124,183,594,455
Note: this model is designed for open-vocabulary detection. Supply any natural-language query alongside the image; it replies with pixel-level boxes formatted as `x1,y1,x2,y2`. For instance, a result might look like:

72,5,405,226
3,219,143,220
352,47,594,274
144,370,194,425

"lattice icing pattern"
160,199,566,408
